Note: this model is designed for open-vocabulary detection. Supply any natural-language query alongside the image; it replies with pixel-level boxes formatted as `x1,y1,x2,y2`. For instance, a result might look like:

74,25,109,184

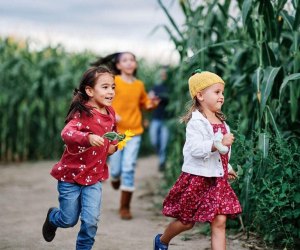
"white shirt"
182,110,231,177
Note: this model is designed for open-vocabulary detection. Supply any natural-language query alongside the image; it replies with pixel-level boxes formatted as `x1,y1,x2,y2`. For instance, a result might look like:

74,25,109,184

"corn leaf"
157,0,184,40
280,10,294,31
260,66,281,117
242,0,253,27
279,73,300,100
293,0,300,30
266,105,281,138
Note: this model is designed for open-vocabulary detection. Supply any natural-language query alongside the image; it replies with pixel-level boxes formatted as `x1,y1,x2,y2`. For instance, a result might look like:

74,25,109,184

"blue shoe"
153,234,168,250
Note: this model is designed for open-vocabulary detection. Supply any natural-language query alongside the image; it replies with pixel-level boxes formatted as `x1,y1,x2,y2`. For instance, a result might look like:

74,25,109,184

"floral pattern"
51,107,116,186
162,123,242,224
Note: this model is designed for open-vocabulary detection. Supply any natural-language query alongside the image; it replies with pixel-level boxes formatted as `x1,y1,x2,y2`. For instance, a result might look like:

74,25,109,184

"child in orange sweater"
92,52,159,219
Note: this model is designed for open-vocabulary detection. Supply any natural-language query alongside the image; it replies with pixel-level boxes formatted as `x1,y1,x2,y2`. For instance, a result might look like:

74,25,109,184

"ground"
0,155,252,250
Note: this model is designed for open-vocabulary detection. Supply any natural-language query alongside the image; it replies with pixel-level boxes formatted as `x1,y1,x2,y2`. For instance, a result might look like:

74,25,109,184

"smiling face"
196,82,225,114
85,72,115,112
116,52,137,76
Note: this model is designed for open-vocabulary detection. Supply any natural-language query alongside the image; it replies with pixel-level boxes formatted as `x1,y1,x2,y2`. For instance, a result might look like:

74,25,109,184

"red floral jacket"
51,106,116,185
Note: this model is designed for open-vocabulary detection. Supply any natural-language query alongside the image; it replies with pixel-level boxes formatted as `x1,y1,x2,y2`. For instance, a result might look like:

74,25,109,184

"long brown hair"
65,66,114,123
91,52,137,76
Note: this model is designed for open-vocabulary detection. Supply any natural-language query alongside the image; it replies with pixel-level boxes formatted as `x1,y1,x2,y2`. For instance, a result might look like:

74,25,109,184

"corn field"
0,38,91,161
0,37,158,161
159,0,300,248
1,0,300,248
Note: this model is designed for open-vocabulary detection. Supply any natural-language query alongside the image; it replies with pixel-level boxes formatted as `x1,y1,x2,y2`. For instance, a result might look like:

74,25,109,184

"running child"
153,69,242,250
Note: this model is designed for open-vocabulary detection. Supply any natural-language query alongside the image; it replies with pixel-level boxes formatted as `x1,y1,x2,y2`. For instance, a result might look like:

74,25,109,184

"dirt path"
0,156,248,250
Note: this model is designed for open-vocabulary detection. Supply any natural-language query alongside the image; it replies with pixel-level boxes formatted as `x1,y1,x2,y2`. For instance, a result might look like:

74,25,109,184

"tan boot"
119,191,133,220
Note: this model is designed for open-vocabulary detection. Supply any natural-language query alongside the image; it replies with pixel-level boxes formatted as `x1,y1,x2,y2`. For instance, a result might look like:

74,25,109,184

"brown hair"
65,66,114,123
91,52,137,76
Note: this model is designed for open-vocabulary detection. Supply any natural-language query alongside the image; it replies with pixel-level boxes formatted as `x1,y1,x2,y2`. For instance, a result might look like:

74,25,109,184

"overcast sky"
0,0,184,62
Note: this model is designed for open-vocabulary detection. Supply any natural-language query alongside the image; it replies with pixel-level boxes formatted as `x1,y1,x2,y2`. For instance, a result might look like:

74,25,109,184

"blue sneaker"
153,234,168,250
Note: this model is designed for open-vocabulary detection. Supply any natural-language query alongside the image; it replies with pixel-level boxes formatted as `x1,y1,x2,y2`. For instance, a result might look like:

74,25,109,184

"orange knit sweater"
112,75,152,135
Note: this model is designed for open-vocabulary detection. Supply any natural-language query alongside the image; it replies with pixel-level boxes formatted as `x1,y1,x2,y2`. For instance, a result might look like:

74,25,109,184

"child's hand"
143,119,150,128
115,114,122,123
152,97,161,106
108,144,117,155
213,128,228,154
228,168,238,180
148,90,155,99
222,133,235,146
147,96,160,109
88,134,104,147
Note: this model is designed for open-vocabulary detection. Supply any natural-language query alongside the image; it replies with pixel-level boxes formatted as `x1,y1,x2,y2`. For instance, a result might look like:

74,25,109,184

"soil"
0,155,251,250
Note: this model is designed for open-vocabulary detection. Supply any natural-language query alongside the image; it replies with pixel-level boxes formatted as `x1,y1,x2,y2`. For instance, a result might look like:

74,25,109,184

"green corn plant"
0,37,157,161
158,0,300,248
0,38,91,161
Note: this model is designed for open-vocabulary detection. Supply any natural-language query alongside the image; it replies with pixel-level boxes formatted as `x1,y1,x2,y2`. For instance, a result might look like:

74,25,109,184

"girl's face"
116,53,137,75
197,83,224,112
86,72,115,111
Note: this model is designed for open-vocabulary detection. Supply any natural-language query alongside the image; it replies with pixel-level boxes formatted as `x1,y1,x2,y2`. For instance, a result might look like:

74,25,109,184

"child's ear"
85,86,94,97
196,92,204,101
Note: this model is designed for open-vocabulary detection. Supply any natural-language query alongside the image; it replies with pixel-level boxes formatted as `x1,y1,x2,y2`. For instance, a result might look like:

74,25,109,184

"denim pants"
149,119,169,166
49,181,102,250
109,135,141,191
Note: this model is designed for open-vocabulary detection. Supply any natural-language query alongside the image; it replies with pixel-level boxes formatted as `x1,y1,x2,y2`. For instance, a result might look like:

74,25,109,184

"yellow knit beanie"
188,69,225,98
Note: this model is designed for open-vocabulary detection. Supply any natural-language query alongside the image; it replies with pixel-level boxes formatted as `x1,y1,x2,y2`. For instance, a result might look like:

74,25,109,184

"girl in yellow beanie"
154,70,242,250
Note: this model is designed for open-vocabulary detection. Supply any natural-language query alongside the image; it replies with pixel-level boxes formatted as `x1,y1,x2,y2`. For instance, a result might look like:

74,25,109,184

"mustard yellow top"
112,75,152,135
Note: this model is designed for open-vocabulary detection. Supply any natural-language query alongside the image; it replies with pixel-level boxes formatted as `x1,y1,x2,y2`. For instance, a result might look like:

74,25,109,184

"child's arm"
186,121,215,159
228,163,238,180
61,118,92,148
213,128,230,154
140,83,159,110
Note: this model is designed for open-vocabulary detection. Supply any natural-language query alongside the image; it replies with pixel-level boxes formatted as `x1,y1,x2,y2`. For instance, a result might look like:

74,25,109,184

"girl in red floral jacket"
42,66,118,250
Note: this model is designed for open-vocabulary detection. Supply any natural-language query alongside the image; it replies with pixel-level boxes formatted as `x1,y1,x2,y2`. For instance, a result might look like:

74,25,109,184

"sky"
0,0,185,63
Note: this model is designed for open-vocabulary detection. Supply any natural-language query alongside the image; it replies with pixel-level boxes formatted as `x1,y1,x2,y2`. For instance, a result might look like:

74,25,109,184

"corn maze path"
0,155,249,250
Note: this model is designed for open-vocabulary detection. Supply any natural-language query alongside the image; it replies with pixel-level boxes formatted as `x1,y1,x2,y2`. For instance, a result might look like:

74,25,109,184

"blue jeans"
49,181,102,250
109,135,141,191
149,119,169,166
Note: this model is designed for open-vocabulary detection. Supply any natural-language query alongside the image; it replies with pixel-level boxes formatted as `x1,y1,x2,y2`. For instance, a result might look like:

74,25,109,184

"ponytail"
180,97,199,124
65,88,92,123
90,53,121,75
91,52,137,76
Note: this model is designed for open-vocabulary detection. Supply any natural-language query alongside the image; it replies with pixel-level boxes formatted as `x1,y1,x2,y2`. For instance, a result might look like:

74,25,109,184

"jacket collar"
191,110,215,135
191,110,208,121
191,110,230,134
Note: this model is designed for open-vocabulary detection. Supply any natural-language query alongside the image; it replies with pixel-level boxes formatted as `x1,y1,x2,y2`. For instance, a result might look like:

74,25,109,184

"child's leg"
43,181,81,242
149,119,159,150
109,150,123,189
119,136,141,219
158,122,169,170
50,181,81,228
76,181,102,250
160,220,194,245
211,214,227,250
120,135,141,191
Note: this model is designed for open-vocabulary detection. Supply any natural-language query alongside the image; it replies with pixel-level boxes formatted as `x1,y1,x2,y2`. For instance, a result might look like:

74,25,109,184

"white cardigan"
182,110,231,177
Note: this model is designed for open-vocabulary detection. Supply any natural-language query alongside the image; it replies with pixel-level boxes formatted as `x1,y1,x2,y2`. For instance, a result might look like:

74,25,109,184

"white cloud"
0,0,184,63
